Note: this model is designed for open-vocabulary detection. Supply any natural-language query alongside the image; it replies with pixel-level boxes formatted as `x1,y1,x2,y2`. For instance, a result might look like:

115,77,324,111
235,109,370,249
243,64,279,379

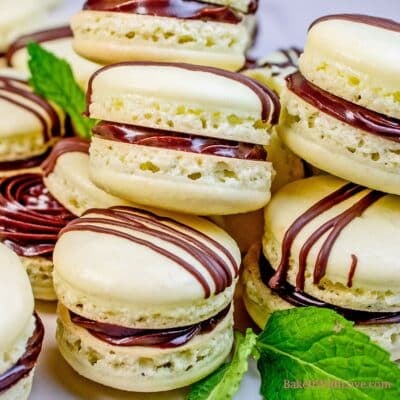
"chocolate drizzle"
0,77,61,142
86,62,281,124
269,182,385,291
41,137,90,177
0,174,75,257
287,72,400,142
83,0,242,23
309,14,400,33
260,254,400,325
6,26,72,66
0,314,44,393
70,305,230,348
60,206,239,297
93,121,267,160
0,150,50,172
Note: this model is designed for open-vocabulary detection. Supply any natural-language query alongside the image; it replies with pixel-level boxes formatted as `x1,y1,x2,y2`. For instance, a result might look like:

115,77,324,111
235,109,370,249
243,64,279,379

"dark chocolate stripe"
0,77,61,141
269,182,384,291
0,314,44,393
41,137,90,176
83,0,243,23
309,14,400,33
70,304,230,348
59,207,238,297
93,121,267,160
0,174,74,257
6,26,72,66
86,62,280,124
260,255,400,326
287,72,400,142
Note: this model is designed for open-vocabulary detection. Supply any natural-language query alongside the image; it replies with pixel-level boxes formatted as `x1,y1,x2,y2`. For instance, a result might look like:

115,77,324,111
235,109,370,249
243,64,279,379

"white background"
31,1,400,399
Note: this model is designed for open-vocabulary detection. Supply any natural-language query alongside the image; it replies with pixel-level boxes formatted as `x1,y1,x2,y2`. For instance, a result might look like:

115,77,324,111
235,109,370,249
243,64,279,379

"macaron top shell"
264,175,400,292
54,206,240,305
0,243,34,361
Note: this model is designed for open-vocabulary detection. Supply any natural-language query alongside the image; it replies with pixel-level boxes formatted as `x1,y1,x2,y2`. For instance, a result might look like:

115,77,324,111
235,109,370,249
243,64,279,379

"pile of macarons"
0,1,399,398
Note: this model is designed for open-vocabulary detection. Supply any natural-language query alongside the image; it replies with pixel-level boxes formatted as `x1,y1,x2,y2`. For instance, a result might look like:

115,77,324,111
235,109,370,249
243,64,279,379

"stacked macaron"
280,15,400,194
242,14,400,361
0,68,64,176
71,0,258,71
6,26,101,89
85,62,280,215
53,206,240,391
0,243,44,399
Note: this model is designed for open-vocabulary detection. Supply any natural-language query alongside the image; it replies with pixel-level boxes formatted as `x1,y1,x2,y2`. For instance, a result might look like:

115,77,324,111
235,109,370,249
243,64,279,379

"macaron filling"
0,173,75,258
0,314,44,393
286,72,400,142
82,0,244,24
0,149,51,171
93,121,267,160
259,254,400,326
69,305,231,348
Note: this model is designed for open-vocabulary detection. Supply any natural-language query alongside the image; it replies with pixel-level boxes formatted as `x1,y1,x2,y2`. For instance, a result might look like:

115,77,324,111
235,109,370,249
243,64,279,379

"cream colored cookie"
280,87,400,195
242,243,400,360
300,15,400,118
89,136,273,215
42,138,133,216
7,27,101,89
87,63,279,145
56,303,233,392
72,10,254,71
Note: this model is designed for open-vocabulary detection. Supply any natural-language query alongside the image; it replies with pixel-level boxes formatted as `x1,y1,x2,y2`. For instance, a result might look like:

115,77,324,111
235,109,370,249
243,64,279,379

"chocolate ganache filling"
287,72,400,142
260,254,400,325
0,174,75,257
6,26,72,65
0,150,51,172
70,305,230,348
0,314,44,393
83,0,242,23
41,137,90,177
93,121,267,160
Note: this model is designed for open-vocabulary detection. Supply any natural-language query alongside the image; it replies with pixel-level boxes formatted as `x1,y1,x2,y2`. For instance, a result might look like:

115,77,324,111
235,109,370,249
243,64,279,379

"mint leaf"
188,329,257,400
257,307,400,400
27,42,95,139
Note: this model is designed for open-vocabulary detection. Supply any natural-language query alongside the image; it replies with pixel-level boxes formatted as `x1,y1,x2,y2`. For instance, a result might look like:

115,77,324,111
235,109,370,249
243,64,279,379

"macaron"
279,15,400,195
243,47,302,94
6,26,102,89
54,206,240,392
0,243,44,399
242,175,400,360
41,137,133,216
87,62,280,215
0,173,75,300
0,68,64,177
71,0,256,71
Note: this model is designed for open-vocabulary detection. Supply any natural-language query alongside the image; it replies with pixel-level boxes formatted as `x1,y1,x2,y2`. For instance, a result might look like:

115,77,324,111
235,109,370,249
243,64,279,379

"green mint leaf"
257,307,400,400
27,42,95,139
188,329,257,400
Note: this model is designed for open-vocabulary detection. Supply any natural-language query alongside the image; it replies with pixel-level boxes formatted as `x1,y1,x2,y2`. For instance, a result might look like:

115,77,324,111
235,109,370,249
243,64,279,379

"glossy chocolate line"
42,138,90,176
60,207,238,297
0,314,44,393
0,174,74,257
0,77,61,141
260,47,301,71
0,150,50,171
83,0,242,24
6,26,72,65
86,62,281,124
70,305,230,348
309,14,400,33
347,254,357,288
260,255,400,325
93,121,267,160
287,72,400,141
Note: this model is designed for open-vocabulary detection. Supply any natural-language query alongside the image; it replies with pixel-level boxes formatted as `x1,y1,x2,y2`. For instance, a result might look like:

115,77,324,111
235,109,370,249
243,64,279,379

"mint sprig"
188,329,257,400
27,42,95,139
187,307,400,400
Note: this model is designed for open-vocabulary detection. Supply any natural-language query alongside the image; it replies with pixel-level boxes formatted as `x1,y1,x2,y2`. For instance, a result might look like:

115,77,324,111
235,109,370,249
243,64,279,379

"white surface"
31,1,400,399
